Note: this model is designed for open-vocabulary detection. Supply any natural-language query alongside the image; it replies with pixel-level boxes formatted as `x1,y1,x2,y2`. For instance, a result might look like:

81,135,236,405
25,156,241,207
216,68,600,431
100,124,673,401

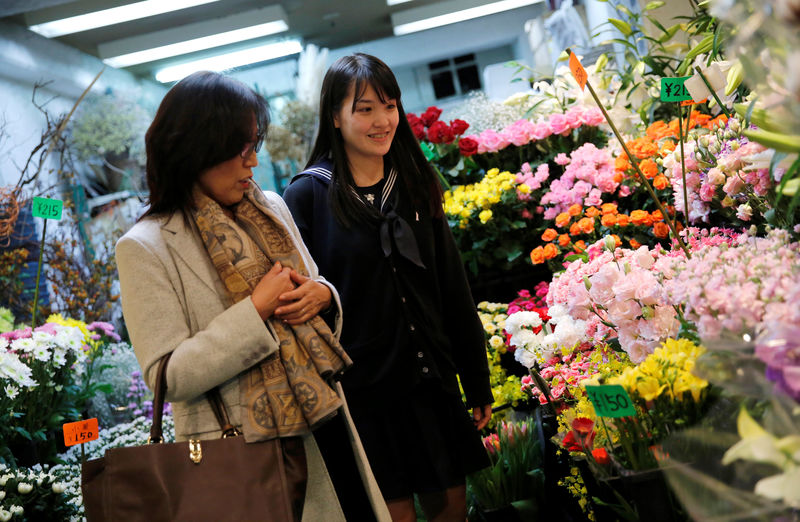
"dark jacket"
282,161,492,411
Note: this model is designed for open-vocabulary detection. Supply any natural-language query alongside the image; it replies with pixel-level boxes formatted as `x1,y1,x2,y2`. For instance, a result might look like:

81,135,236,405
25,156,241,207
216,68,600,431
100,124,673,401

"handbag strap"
148,352,240,444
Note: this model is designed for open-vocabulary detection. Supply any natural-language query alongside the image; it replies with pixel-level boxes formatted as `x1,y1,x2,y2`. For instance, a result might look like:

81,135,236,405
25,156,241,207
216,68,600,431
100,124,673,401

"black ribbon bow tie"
379,208,426,269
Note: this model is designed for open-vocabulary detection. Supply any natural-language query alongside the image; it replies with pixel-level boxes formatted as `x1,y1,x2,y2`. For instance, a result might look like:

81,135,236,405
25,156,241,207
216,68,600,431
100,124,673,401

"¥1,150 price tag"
660,77,693,102
32,197,63,221
63,418,99,447
584,385,636,418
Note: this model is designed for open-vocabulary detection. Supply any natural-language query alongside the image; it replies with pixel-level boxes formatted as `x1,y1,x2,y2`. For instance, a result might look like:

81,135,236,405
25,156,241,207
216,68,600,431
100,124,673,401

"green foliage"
67,92,148,165
467,418,545,511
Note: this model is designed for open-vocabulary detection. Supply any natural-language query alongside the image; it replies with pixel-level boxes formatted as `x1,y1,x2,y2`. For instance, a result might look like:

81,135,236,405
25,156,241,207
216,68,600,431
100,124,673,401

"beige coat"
116,191,390,522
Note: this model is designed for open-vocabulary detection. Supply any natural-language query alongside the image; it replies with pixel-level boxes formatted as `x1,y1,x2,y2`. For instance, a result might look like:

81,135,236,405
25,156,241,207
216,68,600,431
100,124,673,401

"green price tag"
660,76,692,102
584,384,636,418
419,141,435,161
32,197,63,221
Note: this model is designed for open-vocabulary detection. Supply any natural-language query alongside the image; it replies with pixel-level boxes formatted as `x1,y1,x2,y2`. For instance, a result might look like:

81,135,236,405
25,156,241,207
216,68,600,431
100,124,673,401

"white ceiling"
0,0,449,79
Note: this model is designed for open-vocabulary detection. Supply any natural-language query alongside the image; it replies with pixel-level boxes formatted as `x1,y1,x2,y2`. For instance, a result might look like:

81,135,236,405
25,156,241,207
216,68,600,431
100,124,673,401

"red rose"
406,113,421,126
410,120,426,141
450,119,469,135
427,120,455,144
420,106,443,127
458,137,478,156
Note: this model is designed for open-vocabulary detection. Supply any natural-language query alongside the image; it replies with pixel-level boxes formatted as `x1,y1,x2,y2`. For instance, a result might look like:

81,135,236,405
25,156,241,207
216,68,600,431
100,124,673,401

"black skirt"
348,379,490,501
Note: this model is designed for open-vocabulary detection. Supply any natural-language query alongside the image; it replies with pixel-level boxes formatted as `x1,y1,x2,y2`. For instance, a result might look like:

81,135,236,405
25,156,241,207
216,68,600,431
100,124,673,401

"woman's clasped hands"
250,261,332,323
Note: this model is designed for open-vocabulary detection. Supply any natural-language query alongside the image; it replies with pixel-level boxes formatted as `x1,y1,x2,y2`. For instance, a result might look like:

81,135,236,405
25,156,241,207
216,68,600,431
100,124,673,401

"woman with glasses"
115,71,390,522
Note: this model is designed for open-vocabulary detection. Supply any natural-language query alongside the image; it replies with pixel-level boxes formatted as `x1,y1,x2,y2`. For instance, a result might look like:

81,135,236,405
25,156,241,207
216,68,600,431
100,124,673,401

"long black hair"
306,53,442,226
142,70,269,218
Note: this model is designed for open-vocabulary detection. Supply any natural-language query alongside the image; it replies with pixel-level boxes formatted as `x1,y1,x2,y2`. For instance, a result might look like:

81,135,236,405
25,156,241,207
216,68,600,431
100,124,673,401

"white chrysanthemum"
52,350,67,367
0,352,37,388
32,344,51,362
4,384,19,400
10,338,36,353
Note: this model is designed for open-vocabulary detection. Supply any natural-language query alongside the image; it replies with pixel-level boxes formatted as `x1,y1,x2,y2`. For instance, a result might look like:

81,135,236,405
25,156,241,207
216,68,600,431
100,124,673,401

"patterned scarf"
191,182,352,441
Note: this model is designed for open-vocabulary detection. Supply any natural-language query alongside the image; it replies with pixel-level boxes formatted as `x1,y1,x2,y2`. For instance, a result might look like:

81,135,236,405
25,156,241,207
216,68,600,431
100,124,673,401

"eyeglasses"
240,133,265,158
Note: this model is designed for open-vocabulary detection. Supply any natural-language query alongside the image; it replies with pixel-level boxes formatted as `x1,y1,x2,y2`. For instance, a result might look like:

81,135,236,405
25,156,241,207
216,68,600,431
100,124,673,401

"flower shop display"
474,301,530,427
467,419,545,520
1,320,88,466
444,168,555,285
0,463,81,521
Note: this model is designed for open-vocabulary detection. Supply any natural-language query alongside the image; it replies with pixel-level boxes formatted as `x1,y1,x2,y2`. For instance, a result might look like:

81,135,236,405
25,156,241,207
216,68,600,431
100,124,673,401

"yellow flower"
636,377,667,401
479,209,493,223
672,372,708,401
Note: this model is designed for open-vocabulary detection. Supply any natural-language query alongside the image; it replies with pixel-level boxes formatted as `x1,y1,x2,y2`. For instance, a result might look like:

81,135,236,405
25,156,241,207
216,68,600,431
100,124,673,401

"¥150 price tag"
32,197,63,221
584,385,636,418
660,77,693,102
63,418,99,447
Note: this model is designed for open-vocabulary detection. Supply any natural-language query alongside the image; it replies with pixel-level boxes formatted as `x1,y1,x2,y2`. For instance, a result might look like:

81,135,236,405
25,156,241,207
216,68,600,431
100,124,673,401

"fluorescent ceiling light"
387,0,414,5
393,0,542,36
155,39,303,83
104,21,288,67
28,0,221,38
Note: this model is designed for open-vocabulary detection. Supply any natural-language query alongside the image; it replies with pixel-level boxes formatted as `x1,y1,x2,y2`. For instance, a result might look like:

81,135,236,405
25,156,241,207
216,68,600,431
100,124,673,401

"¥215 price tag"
660,77,693,102
32,197,63,221
63,418,99,447
584,385,636,418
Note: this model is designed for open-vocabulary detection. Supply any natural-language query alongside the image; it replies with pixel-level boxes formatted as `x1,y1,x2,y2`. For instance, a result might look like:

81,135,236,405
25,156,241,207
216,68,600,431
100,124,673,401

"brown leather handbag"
81,353,305,521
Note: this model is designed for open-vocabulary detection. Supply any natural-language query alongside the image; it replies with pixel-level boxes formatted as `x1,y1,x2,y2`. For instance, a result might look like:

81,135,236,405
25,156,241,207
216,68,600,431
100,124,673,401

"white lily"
722,408,800,508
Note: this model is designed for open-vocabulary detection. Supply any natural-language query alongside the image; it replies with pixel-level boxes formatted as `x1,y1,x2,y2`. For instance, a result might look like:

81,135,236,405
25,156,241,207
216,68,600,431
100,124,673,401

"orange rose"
569,223,581,236
653,222,669,238
558,234,570,247
640,159,658,179
660,141,676,155
600,203,618,215
543,243,559,260
615,155,630,172
601,214,617,228
611,234,622,247
629,238,642,249
585,207,601,218
541,228,558,242
568,203,582,217
630,210,650,226
650,209,664,222
613,172,624,183
653,175,669,190
574,240,586,252
578,217,595,234
555,212,571,228
616,214,630,227
530,246,545,264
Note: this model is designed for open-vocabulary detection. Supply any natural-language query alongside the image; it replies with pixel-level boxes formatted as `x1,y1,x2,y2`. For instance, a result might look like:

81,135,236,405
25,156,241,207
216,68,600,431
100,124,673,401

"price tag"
32,197,63,221
63,418,99,447
419,141,435,161
584,385,636,418
569,52,587,91
660,77,693,102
